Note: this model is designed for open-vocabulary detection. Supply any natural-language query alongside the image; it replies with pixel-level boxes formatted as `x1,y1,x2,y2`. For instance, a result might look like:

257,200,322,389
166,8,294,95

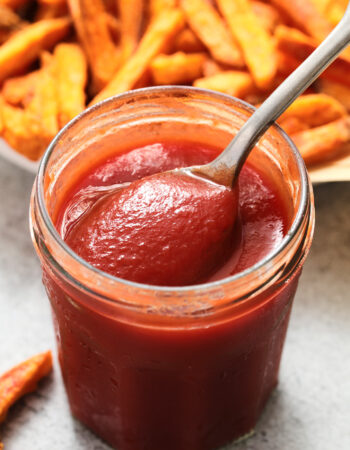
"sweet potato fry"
0,17,71,84
35,0,68,20
276,26,350,87
103,0,117,15
151,51,206,85
278,94,347,128
91,8,185,104
0,100,37,159
0,5,22,25
105,13,120,42
0,5,24,41
270,0,333,42
0,0,31,8
277,50,299,76
279,116,309,135
323,0,347,25
292,117,350,166
318,79,350,112
202,58,223,77
180,0,244,67
193,71,255,98
251,1,281,33
68,0,119,93
174,28,206,53
2,70,40,106
273,0,350,61
217,0,277,90
117,0,144,63
149,0,177,19
26,59,58,146
0,351,52,423
53,43,87,126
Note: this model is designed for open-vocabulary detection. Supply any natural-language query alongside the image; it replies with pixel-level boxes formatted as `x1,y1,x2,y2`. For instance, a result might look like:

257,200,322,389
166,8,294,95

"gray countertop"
0,156,349,450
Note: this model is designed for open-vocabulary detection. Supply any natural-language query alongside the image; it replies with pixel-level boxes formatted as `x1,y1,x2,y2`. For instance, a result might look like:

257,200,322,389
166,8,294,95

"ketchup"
57,141,287,285
50,140,293,450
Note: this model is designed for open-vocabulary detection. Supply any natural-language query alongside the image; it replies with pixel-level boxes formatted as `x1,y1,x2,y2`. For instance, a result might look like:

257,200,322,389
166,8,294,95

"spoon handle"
203,2,350,185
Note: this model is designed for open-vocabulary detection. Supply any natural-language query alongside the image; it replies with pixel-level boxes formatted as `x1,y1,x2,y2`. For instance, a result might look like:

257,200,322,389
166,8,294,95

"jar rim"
35,86,310,299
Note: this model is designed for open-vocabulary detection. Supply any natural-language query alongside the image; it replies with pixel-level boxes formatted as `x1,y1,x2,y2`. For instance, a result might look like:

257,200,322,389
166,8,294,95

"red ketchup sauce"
57,141,287,284
48,140,297,450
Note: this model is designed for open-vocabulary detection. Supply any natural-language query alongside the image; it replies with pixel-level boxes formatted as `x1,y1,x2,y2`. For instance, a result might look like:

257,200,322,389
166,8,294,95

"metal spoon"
182,1,350,187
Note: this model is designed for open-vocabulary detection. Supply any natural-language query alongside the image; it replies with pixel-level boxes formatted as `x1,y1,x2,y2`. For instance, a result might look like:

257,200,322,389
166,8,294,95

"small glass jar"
30,87,314,450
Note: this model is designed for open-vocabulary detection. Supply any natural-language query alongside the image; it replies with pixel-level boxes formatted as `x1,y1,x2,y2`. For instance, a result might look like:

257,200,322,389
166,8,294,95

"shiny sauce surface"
57,141,288,285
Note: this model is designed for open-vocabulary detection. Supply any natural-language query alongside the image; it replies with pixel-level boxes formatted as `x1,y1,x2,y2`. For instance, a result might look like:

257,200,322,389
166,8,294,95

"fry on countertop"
0,351,52,423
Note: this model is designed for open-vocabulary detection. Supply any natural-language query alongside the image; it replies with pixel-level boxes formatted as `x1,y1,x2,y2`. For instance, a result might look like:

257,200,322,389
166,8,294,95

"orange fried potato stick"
276,25,350,87
117,0,144,63
149,0,177,19
25,58,59,157
151,51,206,85
0,0,31,9
2,70,41,106
251,1,281,34
0,17,71,83
0,351,52,423
173,28,206,53
68,0,119,93
279,94,347,128
53,42,87,126
194,70,256,98
91,8,185,104
318,79,350,112
270,0,333,42
0,99,38,159
292,116,350,166
217,0,277,90
180,0,244,67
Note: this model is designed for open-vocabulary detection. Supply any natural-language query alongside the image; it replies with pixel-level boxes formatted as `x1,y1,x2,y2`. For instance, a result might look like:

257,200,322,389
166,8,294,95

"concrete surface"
0,156,349,450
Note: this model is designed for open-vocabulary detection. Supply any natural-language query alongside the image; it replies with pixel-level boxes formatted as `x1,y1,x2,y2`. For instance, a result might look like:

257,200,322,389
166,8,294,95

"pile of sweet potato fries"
0,0,349,167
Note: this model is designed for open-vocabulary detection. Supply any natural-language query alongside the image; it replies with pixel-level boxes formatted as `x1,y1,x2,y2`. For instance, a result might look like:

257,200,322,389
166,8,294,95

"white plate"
0,138,39,174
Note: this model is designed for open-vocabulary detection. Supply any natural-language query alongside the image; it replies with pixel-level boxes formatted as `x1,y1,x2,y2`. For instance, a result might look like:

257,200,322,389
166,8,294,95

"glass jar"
30,87,314,450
